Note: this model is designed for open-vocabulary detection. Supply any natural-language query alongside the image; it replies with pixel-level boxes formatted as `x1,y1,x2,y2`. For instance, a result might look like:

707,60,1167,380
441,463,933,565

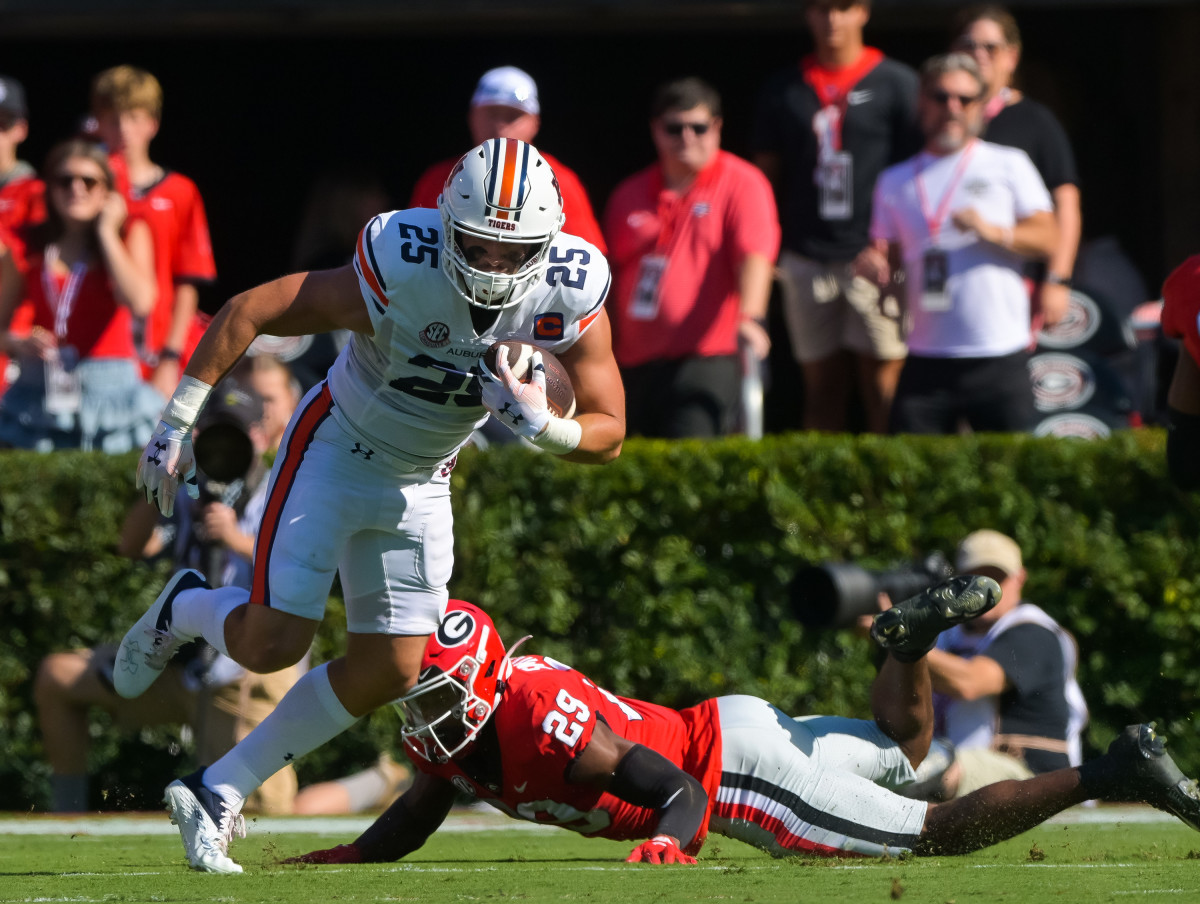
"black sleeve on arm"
1168,407,1200,490
608,743,708,847
353,785,455,862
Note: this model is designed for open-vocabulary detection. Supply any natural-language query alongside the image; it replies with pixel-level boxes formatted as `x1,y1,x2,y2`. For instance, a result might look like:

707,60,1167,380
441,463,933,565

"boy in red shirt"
90,65,217,398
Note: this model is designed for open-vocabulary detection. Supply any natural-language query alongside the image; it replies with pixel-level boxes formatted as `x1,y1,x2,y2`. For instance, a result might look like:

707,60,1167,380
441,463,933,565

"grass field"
2,805,1198,904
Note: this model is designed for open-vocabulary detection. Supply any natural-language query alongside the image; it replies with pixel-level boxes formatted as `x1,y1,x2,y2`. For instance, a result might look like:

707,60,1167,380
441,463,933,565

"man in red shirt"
605,77,779,438
1161,255,1200,488
0,74,46,395
90,66,218,399
408,66,606,254
285,591,1200,868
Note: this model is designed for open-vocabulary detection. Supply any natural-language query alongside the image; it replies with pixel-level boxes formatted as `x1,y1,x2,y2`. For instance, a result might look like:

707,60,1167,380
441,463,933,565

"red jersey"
408,151,608,255
23,249,138,361
604,150,780,367
1162,254,1200,367
407,654,722,853
0,170,46,240
111,157,217,367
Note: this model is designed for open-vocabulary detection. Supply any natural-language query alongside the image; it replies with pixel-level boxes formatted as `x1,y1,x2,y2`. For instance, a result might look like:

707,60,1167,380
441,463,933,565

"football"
482,340,576,419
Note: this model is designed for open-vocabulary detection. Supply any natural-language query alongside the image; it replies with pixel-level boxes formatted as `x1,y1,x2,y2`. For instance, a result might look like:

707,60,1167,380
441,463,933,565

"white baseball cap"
956,530,1023,577
470,66,540,115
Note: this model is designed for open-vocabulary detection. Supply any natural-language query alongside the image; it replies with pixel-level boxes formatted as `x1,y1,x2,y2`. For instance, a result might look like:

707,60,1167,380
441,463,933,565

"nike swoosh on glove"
625,835,697,864
135,419,199,517
480,350,552,440
283,843,365,865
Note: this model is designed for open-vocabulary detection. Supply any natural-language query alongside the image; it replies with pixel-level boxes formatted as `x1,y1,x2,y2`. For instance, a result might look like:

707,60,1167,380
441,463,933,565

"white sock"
203,663,358,806
171,586,247,657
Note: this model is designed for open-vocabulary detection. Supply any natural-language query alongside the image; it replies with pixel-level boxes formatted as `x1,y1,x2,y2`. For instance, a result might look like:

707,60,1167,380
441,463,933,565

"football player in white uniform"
115,138,625,873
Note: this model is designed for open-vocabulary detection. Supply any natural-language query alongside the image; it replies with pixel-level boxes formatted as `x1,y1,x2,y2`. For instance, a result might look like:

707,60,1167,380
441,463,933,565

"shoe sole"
113,569,207,699
873,576,1000,651
164,781,243,875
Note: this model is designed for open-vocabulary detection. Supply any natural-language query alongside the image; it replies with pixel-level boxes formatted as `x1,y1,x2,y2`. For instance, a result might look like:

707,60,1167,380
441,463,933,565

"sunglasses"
926,89,981,107
661,121,712,137
956,38,1007,55
53,173,104,192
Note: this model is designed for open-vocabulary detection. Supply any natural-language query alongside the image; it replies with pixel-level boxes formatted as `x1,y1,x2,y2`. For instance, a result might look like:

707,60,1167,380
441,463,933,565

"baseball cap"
956,530,1023,577
0,75,28,119
470,66,540,115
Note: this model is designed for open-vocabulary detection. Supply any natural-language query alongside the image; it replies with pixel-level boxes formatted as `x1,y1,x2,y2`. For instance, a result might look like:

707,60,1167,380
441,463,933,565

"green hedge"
2,431,1198,811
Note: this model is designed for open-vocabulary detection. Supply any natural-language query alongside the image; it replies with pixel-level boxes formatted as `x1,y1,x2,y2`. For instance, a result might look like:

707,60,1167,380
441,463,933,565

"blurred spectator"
903,530,1088,800
605,77,779,438
753,0,920,433
245,353,302,454
0,139,161,452
242,169,392,393
0,74,46,395
1160,255,1200,489
408,65,607,254
951,5,1079,329
862,53,1057,434
90,65,218,399
34,370,303,814
291,752,413,816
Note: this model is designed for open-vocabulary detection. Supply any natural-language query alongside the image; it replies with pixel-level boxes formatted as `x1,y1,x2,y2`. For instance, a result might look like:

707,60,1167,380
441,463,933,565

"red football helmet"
398,600,523,762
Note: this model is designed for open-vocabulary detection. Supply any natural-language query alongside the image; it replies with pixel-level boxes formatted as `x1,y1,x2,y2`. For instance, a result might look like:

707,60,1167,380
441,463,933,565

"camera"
193,378,262,505
788,551,954,629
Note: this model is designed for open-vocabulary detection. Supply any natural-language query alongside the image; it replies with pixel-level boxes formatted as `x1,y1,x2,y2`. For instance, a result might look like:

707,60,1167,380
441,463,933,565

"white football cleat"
113,569,209,698
164,769,246,874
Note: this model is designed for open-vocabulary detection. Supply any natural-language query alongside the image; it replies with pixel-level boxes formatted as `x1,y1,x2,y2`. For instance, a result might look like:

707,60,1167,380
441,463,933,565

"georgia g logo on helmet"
437,609,476,648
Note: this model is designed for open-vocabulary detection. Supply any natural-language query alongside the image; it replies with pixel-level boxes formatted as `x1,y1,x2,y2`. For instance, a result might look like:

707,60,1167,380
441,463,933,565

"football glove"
480,350,552,441
283,843,365,865
136,419,199,518
625,835,697,865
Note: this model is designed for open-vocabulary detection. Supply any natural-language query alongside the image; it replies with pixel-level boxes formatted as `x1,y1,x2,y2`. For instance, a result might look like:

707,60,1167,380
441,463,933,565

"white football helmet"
438,138,565,310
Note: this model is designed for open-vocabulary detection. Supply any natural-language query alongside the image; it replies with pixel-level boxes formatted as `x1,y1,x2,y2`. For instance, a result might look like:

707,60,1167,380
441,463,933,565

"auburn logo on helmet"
437,610,476,647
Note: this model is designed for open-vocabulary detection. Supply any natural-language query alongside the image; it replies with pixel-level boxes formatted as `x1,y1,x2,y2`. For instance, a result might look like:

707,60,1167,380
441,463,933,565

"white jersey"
870,139,1052,358
331,207,610,467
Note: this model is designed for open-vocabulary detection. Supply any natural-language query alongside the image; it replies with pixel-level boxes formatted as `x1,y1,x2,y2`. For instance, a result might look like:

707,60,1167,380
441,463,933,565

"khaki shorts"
952,747,1035,798
778,251,907,362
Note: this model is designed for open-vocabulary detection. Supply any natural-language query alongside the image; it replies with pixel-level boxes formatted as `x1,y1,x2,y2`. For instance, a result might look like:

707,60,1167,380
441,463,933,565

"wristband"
1044,273,1073,288
158,348,182,363
530,415,582,454
161,375,214,431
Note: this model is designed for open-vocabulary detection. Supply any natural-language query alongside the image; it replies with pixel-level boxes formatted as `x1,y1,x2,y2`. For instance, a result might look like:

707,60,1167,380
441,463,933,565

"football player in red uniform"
1162,255,1200,489
292,592,1200,867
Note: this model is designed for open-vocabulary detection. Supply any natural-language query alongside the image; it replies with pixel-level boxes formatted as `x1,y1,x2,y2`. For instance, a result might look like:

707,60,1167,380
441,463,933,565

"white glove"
136,419,199,517
480,350,552,440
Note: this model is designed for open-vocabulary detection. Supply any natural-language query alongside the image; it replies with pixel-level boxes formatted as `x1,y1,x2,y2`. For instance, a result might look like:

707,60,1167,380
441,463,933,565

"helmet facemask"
397,656,496,763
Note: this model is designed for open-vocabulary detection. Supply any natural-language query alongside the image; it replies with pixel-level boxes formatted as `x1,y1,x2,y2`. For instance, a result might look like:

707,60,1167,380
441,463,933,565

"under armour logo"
147,440,167,465
284,752,295,762
499,402,524,426
350,442,374,459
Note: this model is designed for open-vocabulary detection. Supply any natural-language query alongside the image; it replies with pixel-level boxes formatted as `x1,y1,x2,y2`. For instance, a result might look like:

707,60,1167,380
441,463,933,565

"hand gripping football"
482,340,576,418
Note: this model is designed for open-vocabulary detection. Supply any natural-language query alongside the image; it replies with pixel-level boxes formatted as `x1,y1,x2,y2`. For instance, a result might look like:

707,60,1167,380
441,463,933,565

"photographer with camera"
34,364,304,813
902,530,1088,801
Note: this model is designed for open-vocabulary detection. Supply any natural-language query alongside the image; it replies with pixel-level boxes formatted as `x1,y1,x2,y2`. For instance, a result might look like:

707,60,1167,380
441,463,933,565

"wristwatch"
1045,273,1073,288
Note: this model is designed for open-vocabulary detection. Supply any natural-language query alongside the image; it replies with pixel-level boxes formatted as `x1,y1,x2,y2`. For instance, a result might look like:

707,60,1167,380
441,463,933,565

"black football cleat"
871,575,1001,661
1101,723,1200,831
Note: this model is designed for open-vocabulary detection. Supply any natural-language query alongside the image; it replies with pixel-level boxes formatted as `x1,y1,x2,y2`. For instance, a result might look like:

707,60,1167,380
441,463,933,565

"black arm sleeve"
1168,407,1200,490
609,743,708,847
354,791,453,862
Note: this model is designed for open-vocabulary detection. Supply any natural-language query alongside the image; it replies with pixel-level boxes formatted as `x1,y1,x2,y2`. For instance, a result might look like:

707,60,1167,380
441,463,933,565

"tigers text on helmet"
438,138,565,310
397,600,521,763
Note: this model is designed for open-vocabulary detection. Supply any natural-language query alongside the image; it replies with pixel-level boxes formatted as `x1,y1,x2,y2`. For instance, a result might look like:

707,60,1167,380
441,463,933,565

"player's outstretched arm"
557,309,625,465
138,265,372,515
567,720,705,864
286,772,456,865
